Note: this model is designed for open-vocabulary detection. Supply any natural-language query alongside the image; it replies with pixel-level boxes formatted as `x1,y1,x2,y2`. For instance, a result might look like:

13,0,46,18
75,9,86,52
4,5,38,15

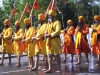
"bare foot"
75,62,81,65
25,66,31,69
42,68,47,71
31,67,38,71
40,58,44,61
85,62,89,65
14,64,21,67
6,63,11,66
44,69,52,73
55,70,61,73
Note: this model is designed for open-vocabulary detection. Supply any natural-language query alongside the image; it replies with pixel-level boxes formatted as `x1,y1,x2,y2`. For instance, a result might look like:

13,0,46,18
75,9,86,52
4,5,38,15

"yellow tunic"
25,26,36,57
46,20,62,55
13,29,24,56
2,27,13,53
35,23,47,55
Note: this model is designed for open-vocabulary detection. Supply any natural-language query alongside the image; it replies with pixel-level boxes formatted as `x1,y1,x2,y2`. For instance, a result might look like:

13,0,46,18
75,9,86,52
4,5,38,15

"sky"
0,0,2,7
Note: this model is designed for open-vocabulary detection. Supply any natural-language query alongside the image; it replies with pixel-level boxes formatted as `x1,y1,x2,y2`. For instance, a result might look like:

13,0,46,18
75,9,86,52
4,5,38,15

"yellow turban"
48,10,57,16
38,14,46,20
78,16,85,22
94,15,100,21
67,19,73,25
4,19,10,25
24,18,31,24
15,21,21,26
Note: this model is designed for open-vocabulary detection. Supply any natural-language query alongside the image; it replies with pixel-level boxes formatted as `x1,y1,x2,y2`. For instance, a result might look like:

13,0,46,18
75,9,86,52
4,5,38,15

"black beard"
4,25,9,29
26,24,31,29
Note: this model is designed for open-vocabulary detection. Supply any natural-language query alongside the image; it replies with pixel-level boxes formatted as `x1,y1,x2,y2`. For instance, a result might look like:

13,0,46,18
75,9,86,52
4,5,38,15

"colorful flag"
25,3,31,13
33,0,41,10
12,6,18,15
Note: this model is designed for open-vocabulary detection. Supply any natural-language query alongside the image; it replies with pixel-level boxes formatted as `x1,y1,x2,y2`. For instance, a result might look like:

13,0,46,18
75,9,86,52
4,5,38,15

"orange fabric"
12,6,18,15
62,26,75,54
33,0,41,10
92,24,100,54
75,34,90,54
25,3,31,13
75,24,90,54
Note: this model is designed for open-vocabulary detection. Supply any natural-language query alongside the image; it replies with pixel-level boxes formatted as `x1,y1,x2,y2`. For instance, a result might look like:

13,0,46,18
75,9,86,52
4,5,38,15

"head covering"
24,18,31,24
15,21,21,26
94,15,100,21
38,14,46,20
4,19,10,25
78,16,85,22
48,10,57,16
67,19,73,25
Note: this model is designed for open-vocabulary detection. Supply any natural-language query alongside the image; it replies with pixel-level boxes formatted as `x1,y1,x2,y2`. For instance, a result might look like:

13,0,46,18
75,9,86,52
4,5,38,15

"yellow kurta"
46,20,62,55
25,26,36,57
35,23,47,55
13,29,24,56
2,27,13,53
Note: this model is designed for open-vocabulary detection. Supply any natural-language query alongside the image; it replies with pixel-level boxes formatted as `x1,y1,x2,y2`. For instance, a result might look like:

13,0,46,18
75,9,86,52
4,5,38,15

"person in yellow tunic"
31,14,47,71
0,19,13,66
44,10,62,73
75,16,90,65
62,20,75,63
22,18,36,69
12,21,24,67
91,15,100,66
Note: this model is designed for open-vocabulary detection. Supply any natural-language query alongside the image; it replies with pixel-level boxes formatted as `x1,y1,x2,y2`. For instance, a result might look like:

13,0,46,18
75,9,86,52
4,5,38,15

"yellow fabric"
35,23,47,55
38,14,46,20
25,26,36,57
13,29,24,56
94,15,100,21
46,20,62,54
4,19,10,25
67,20,73,25
91,24,100,46
24,18,31,24
75,32,82,48
2,27,13,53
48,10,57,16
79,16,85,22
15,21,21,26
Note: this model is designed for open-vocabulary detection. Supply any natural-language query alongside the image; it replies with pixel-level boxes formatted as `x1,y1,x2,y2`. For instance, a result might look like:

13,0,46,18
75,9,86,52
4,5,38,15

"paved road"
0,54,100,75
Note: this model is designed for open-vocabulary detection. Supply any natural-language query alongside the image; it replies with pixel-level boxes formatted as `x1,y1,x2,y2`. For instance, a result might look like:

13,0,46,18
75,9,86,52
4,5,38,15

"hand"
31,37,36,42
22,39,25,43
93,29,97,32
12,36,14,41
0,34,3,38
45,34,51,38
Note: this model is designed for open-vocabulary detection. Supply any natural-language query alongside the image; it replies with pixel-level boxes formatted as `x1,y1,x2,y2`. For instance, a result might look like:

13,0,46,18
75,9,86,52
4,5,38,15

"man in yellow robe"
22,18,36,69
0,19,13,66
12,21,24,67
91,15,100,66
31,14,47,71
44,10,62,73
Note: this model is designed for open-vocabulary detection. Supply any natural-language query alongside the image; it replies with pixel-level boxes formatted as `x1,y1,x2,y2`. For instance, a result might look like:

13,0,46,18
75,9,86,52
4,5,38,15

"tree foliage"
0,0,99,32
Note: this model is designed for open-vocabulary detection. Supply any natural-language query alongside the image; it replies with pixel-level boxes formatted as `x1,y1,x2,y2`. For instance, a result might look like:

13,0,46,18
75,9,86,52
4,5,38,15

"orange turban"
24,18,31,24
94,15,100,21
67,19,73,25
4,19,10,25
38,14,46,20
15,21,21,26
78,16,85,22
48,10,57,16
